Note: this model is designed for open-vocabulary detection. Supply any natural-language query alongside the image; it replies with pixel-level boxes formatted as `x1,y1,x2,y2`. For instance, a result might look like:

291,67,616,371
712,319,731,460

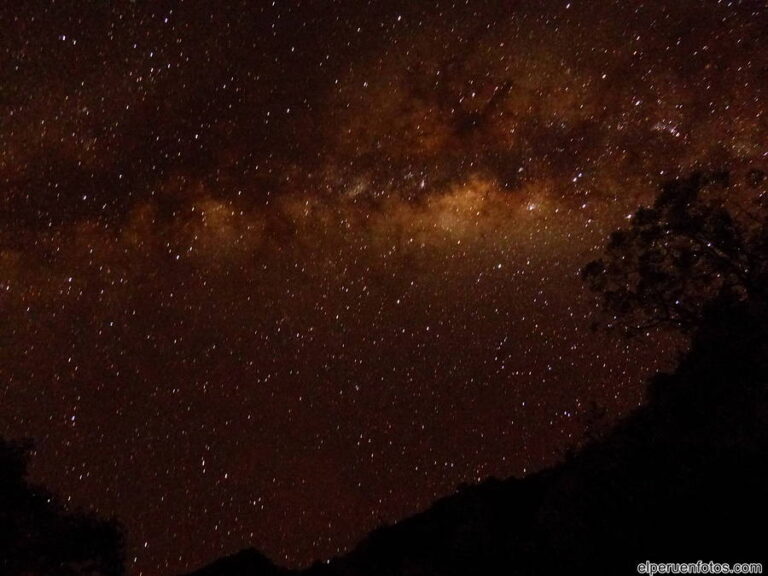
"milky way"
1,1,766,574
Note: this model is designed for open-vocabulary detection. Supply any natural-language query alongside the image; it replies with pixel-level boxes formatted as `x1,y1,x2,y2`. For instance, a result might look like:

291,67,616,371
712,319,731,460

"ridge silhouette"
183,299,768,575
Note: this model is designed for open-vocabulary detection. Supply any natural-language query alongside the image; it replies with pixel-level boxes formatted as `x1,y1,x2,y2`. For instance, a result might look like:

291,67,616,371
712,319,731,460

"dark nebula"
0,1,765,574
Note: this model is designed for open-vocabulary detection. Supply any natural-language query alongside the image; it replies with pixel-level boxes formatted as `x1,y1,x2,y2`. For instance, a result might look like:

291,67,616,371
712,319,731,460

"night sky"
1,1,766,574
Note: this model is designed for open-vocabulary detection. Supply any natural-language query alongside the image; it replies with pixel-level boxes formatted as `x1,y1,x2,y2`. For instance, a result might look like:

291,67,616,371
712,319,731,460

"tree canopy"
583,169,768,334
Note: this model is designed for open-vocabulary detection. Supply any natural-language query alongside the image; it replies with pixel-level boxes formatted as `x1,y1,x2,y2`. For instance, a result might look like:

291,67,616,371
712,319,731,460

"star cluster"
1,1,765,574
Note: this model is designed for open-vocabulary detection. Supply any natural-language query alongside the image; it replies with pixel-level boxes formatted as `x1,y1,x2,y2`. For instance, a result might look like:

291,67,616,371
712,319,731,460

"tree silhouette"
0,437,125,576
582,169,768,334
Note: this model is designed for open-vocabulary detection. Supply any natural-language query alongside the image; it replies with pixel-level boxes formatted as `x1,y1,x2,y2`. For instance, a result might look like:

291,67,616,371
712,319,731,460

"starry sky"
1,1,766,574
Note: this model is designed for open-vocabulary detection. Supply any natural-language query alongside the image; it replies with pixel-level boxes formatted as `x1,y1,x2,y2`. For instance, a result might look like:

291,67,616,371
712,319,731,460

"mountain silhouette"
184,296,768,576
185,548,284,576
